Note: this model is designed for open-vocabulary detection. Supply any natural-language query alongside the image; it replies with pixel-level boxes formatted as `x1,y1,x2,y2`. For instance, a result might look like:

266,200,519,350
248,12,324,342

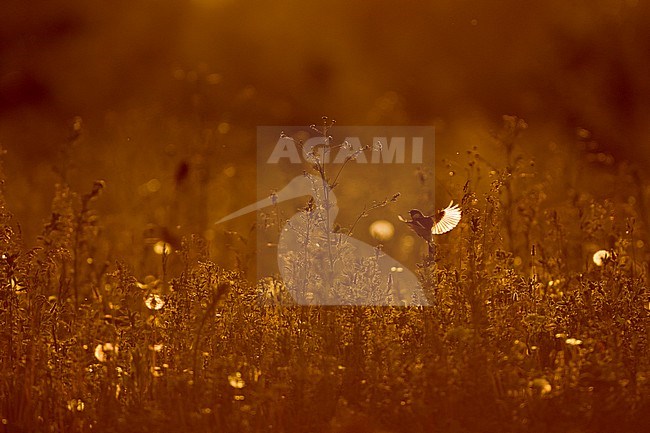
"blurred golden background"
1,0,648,271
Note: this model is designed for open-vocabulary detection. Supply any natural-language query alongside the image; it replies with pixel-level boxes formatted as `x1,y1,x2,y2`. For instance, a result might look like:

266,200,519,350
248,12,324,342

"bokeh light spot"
369,219,395,241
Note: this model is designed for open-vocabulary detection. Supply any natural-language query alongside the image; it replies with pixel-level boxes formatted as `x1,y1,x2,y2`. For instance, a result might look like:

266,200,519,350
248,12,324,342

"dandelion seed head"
565,338,583,346
153,241,172,255
94,343,115,362
593,250,611,266
228,372,245,389
145,294,165,310
67,399,85,412
532,378,552,395
369,220,395,241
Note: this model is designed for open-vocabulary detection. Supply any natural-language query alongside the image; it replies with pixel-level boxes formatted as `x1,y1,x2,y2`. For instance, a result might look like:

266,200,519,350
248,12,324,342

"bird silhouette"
398,201,461,260
216,173,427,306
398,201,461,243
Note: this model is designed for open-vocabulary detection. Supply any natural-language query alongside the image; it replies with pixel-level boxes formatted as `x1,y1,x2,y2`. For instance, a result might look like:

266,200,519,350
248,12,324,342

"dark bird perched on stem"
398,201,461,259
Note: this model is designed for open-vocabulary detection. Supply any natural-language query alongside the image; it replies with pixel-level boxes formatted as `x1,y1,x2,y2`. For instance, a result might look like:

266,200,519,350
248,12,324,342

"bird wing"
431,201,461,235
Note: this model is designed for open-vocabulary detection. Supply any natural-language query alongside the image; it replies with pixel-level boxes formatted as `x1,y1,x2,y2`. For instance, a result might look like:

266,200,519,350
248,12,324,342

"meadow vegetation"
0,116,648,433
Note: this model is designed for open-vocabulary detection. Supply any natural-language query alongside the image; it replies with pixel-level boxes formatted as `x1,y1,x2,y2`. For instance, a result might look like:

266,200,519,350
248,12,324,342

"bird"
216,173,427,306
398,202,461,257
